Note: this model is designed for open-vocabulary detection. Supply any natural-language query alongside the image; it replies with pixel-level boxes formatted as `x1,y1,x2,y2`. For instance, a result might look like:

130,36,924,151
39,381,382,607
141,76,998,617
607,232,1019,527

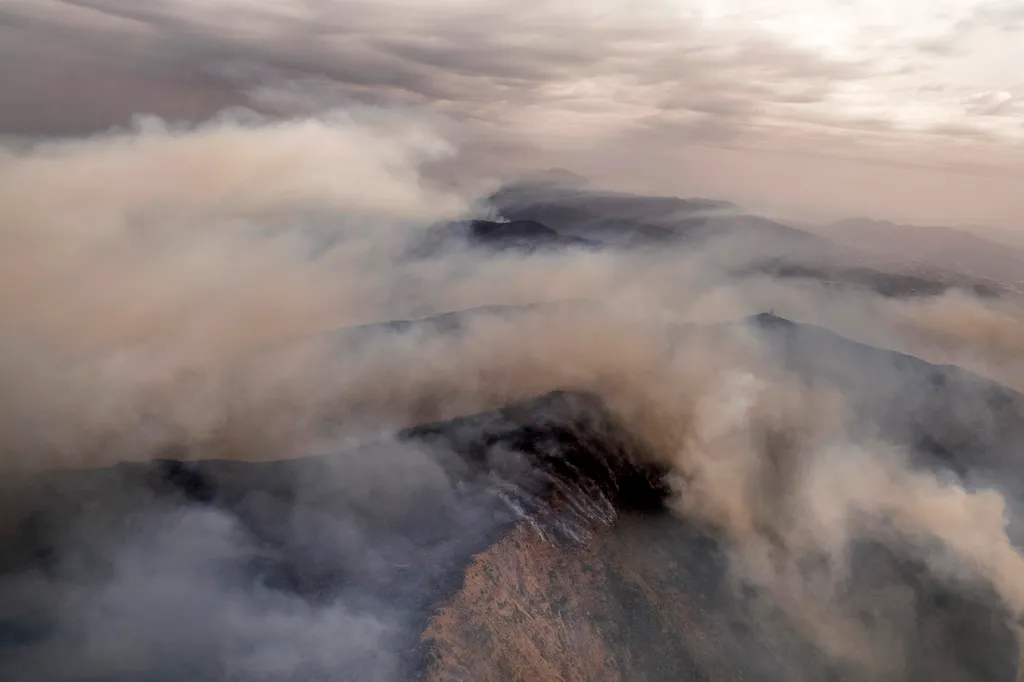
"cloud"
958,0,1024,33
0,0,866,145
963,90,1017,116
2,0,1023,229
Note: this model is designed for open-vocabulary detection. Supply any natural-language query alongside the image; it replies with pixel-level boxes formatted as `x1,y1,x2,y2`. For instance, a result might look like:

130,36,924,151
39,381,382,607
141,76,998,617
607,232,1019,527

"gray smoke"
2,107,1024,680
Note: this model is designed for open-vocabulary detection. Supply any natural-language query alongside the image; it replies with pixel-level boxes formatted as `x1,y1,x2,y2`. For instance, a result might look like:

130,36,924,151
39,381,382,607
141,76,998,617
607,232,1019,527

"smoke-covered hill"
3,116,1024,681
4,306,1024,681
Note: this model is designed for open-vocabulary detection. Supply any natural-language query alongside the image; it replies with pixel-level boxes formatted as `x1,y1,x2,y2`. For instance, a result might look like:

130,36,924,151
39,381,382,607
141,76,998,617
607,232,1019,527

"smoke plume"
2,107,1024,680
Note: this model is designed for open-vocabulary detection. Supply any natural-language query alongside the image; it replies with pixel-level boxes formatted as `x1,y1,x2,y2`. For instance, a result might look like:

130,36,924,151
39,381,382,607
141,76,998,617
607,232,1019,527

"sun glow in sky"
684,0,1024,138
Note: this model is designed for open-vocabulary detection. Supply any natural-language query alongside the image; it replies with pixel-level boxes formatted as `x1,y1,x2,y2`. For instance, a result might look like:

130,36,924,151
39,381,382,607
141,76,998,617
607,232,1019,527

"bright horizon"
1,0,1021,228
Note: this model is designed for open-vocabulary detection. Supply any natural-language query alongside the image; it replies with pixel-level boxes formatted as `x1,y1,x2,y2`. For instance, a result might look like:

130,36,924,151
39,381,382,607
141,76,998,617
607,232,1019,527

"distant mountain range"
444,178,1014,298
811,217,1024,292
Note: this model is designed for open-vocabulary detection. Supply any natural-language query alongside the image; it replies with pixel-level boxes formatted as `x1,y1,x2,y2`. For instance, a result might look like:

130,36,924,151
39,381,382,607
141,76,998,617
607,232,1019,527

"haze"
6,4,1024,679
1,0,1021,228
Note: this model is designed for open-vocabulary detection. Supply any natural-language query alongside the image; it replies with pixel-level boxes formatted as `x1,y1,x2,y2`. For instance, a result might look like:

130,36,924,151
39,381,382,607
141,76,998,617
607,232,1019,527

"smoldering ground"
3,110,1024,680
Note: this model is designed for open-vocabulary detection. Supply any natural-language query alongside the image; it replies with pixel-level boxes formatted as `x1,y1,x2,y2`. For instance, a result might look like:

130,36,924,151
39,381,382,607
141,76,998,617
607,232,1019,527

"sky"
1,0,1022,227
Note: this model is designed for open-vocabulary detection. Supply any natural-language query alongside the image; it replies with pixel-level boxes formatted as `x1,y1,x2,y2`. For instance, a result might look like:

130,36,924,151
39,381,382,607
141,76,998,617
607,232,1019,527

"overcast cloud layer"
1,0,1022,227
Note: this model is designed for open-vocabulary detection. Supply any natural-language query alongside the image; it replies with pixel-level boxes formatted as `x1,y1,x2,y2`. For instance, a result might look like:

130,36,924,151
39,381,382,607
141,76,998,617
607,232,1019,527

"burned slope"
417,312,1024,682
2,306,1024,681
0,391,666,682
423,506,1020,682
1,387,1019,682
